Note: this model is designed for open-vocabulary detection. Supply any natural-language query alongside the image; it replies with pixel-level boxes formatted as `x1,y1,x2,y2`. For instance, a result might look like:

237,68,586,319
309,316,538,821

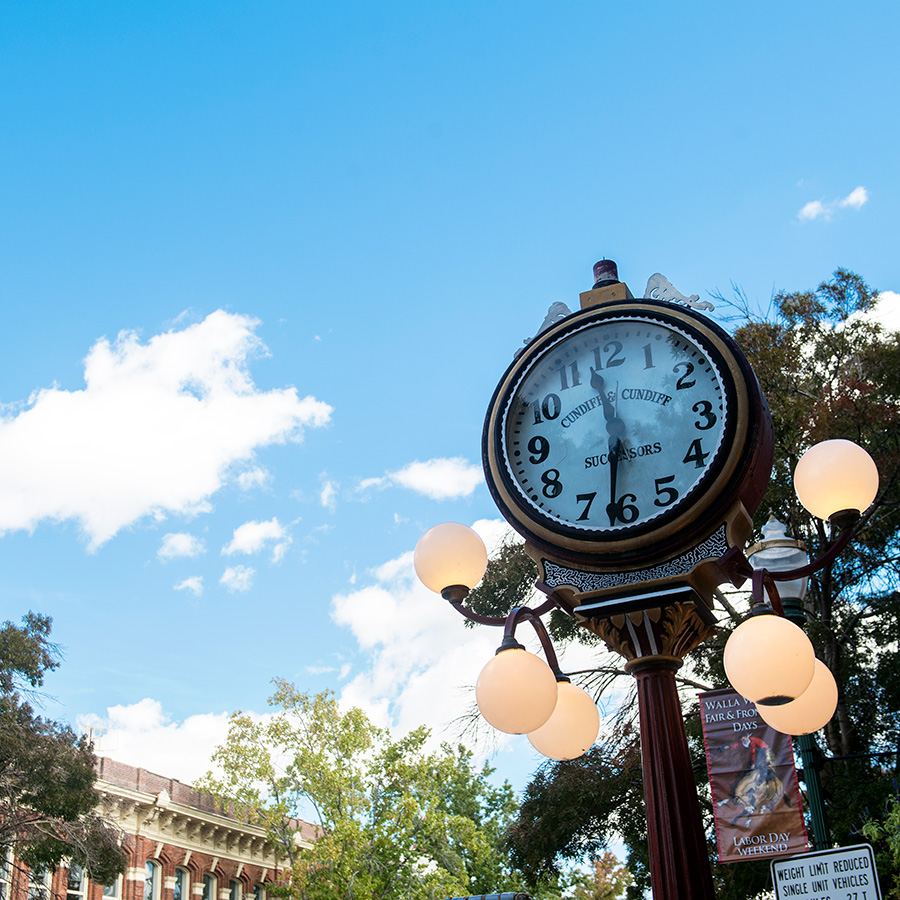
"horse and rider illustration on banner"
699,688,809,863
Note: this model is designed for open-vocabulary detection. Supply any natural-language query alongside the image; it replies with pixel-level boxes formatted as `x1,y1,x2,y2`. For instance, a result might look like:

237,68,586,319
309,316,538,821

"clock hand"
591,368,627,525
590,367,626,439
606,436,622,526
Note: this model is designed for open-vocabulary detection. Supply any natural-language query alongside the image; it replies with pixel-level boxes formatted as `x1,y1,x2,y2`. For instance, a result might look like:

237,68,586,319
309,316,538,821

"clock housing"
483,299,773,568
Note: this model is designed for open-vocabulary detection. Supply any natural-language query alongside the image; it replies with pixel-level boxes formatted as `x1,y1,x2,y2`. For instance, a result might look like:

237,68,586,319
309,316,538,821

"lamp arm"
442,587,562,628
719,520,857,588
502,606,563,675
767,521,855,582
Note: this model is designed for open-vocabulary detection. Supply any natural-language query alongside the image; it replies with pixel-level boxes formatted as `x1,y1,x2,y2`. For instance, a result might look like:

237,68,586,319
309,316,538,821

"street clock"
482,280,774,615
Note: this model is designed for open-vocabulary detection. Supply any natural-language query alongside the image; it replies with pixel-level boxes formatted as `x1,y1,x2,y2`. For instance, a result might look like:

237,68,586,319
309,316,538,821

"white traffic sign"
771,844,881,900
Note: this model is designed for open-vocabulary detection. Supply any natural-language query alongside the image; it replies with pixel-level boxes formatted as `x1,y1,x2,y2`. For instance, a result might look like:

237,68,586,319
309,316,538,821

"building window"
229,881,240,900
144,862,160,900
0,849,12,900
174,869,190,900
252,886,265,900
28,867,51,900
103,878,121,900
202,874,216,900
67,864,87,900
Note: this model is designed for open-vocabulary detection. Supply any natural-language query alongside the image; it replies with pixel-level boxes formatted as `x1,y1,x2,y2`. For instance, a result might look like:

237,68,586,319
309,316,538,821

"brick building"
1,759,317,900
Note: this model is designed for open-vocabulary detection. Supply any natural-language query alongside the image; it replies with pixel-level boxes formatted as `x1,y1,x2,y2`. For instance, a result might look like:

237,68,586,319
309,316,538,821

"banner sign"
771,844,882,899
699,688,809,863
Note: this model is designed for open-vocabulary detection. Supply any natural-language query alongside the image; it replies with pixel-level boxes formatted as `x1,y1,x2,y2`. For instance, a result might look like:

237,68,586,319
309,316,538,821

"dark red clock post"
587,600,718,900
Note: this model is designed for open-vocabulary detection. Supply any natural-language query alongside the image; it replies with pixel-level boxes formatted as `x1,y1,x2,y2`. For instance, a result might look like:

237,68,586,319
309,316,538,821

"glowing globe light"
723,614,815,706
414,523,488,594
476,647,558,734
793,439,879,521
527,681,600,760
756,659,838,735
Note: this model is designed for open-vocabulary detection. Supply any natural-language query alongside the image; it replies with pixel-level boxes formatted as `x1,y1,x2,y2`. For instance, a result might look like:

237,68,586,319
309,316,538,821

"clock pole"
586,600,717,900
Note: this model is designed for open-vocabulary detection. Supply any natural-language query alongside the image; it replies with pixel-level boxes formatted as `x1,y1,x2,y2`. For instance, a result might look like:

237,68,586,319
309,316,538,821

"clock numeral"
653,475,679,507
528,435,550,465
643,343,655,370
531,393,562,424
607,493,639,526
674,361,696,390
592,340,625,371
683,438,710,469
541,469,563,498
576,492,597,521
692,400,717,430
558,361,581,391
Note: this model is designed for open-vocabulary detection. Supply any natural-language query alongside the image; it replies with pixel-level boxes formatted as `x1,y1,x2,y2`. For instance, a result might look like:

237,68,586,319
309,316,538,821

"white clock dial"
501,315,730,534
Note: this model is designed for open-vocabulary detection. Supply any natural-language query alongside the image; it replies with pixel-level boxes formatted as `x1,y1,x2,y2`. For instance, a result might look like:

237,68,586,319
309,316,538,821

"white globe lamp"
527,681,600,760
794,440,879,521
475,646,558,734
756,659,838,735
414,523,488,595
723,613,815,705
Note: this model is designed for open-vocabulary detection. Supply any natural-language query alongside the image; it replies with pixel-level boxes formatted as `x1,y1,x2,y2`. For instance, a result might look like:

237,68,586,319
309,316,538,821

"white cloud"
0,311,332,549
874,291,900,331
220,565,255,592
319,477,338,512
222,517,291,561
798,200,828,222
798,186,869,222
847,290,900,333
356,476,388,493
330,518,601,753
357,457,483,501
839,186,869,209
174,575,204,596
158,532,205,561
78,699,231,784
236,467,271,491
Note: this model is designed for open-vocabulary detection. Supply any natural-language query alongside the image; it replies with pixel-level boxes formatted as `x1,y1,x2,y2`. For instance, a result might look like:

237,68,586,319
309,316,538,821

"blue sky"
2,1,899,792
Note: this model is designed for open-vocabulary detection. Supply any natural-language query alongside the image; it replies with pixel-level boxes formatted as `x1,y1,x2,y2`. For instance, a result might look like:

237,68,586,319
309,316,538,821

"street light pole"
747,516,832,850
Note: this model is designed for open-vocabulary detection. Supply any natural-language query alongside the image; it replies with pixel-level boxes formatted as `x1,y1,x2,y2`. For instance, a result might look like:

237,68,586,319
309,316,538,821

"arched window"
228,881,241,900
174,869,190,900
202,874,216,900
143,862,160,900
252,885,265,900
102,878,122,900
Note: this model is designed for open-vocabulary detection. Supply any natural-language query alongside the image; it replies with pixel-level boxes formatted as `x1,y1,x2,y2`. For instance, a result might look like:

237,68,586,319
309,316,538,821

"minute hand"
590,368,627,525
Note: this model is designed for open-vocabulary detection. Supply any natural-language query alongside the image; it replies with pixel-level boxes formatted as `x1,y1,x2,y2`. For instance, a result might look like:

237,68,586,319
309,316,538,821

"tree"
197,681,522,900
471,271,900,897
0,612,126,883
862,793,900,900
569,851,633,900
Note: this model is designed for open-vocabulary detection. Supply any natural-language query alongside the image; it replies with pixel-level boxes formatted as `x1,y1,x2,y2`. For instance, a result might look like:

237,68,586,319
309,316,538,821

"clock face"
498,311,735,539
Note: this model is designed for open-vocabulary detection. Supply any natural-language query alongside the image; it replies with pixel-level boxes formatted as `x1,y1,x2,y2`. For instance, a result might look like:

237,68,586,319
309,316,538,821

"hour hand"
591,368,625,439
590,368,616,422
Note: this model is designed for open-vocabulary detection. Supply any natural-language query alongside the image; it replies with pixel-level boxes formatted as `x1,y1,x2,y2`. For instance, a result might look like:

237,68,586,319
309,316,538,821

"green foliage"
568,851,633,900
0,613,126,883
862,793,900,899
197,681,522,900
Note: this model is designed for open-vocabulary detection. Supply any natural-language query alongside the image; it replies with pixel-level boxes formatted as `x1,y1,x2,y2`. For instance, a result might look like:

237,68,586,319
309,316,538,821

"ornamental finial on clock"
580,259,635,309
